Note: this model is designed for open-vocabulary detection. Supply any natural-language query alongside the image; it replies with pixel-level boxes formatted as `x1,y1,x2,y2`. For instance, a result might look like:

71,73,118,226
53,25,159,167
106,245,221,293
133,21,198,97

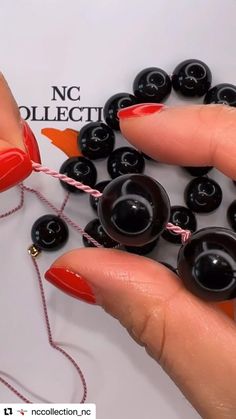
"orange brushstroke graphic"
41,128,82,157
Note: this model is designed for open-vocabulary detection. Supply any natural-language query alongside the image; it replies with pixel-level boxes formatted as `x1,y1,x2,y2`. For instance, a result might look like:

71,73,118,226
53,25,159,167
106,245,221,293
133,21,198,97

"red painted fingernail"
22,120,41,163
118,103,165,119
45,267,96,304
0,148,32,192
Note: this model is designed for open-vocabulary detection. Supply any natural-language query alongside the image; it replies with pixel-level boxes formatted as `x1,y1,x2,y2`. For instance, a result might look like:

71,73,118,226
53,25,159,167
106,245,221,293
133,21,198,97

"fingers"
118,103,236,179
0,73,41,191
0,73,24,151
45,248,236,419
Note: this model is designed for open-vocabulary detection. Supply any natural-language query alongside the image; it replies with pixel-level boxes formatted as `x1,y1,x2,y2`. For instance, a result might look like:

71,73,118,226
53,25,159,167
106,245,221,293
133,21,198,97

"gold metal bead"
28,244,41,258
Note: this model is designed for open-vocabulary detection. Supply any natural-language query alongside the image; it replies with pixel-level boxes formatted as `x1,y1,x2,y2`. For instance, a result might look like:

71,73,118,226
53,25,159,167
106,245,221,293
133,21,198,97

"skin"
2,73,236,418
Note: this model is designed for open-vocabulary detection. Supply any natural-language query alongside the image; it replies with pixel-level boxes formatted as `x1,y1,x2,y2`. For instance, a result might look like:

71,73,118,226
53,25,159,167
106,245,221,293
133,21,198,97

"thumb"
0,73,41,192
45,248,236,419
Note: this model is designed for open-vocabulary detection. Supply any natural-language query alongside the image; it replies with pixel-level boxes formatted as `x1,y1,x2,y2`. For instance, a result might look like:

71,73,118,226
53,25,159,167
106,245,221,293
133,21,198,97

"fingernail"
118,103,165,120
217,301,235,319
0,148,32,192
45,267,96,304
22,120,41,163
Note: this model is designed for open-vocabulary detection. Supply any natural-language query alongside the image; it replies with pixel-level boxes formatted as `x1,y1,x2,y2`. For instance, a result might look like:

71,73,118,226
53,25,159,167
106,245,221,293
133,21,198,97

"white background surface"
0,1,236,418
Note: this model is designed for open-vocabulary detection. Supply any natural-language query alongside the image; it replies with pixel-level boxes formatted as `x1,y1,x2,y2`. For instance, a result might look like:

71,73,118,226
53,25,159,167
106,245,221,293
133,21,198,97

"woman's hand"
45,103,236,419
1,72,236,418
0,73,40,192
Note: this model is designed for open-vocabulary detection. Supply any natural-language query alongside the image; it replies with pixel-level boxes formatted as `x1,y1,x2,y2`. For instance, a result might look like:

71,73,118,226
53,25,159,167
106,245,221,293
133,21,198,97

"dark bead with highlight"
177,227,236,301
162,206,197,244
103,93,138,130
98,174,170,246
59,156,97,193
172,59,212,97
107,147,145,179
78,122,115,160
133,67,172,103
31,214,69,251
184,177,222,213
83,219,117,248
204,83,236,107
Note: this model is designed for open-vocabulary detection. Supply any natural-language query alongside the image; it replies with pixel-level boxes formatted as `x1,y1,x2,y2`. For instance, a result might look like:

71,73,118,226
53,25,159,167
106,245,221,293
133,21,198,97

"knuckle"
126,286,184,365
128,303,167,363
208,105,236,165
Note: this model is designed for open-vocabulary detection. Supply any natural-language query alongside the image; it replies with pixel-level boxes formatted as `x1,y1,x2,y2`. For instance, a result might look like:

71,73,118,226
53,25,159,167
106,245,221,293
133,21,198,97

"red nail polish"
217,301,235,319
0,148,32,192
22,120,41,163
45,267,96,304
118,103,165,120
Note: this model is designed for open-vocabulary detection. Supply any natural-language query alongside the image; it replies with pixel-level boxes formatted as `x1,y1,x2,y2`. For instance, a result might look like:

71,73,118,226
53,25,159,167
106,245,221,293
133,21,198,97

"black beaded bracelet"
32,59,236,303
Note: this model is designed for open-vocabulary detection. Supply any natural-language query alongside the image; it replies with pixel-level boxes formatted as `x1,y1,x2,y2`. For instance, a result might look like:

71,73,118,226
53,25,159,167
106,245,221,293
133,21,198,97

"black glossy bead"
162,206,197,244
31,214,69,251
103,93,138,130
159,262,178,275
184,177,222,213
89,180,111,213
204,83,236,107
172,59,212,97
133,67,172,103
183,166,213,177
227,201,236,232
83,218,117,248
177,227,236,301
78,122,115,160
125,238,158,255
107,147,145,179
98,174,170,246
59,156,97,193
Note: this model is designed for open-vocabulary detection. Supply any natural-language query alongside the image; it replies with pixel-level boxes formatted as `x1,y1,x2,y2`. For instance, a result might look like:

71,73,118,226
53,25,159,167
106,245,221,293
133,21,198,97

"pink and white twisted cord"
58,191,70,216
166,222,191,244
20,185,102,248
0,376,30,403
0,174,192,401
31,255,87,403
0,185,24,219
0,188,88,403
31,161,192,244
32,162,102,198
0,257,88,403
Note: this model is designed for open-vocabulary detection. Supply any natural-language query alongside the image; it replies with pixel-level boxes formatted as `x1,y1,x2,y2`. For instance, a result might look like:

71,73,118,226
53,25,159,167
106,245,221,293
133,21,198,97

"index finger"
119,103,236,179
